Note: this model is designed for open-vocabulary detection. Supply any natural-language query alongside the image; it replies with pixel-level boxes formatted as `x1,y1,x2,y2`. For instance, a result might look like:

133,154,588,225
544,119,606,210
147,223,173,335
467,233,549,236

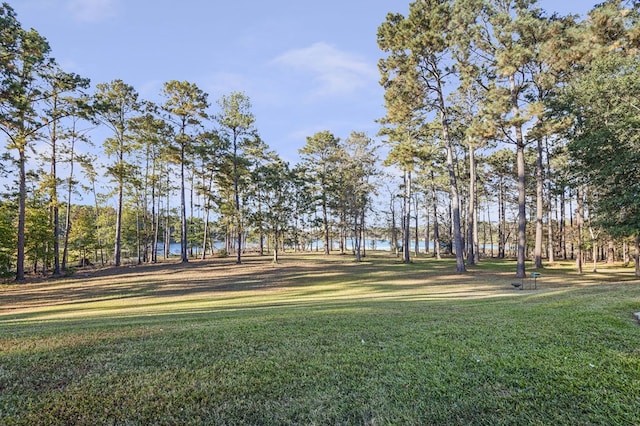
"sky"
12,0,596,164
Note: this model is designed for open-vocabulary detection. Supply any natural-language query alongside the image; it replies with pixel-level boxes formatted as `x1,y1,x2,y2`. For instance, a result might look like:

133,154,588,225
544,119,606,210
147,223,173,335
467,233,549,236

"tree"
216,92,257,264
161,81,209,263
192,131,224,259
40,69,90,275
565,54,640,275
0,3,55,280
251,155,295,263
383,132,419,264
558,1,640,274
486,149,516,259
93,80,141,267
469,0,541,278
341,132,379,262
299,131,341,255
378,0,467,272
60,114,93,271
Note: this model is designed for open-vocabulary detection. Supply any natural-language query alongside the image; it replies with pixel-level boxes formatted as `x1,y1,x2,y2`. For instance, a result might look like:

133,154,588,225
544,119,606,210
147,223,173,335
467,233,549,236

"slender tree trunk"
467,143,476,266
62,139,76,271
322,194,330,255
511,74,527,279
16,145,27,281
473,191,479,264
534,136,544,268
592,237,597,272
488,202,494,257
634,236,640,277
164,177,170,259
114,174,123,267
200,170,214,260
545,140,555,264
180,142,188,263
390,195,398,257
187,173,193,258
354,213,362,262
425,196,430,254
414,197,419,257
361,207,367,258
569,191,575,260
403,170,411,264
151,168,158,263
576,187,584,274
498,180,506,258
273,228,279,264
258,198,264,255
432,174,441,260
232,131,242,264
560,189,567,260
51,126,61,276
439,98,465,273
136,207,142,265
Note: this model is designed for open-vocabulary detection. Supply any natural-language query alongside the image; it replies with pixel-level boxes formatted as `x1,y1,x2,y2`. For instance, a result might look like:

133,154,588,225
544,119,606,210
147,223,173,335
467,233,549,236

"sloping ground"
1,252,639,425
2,252,635,322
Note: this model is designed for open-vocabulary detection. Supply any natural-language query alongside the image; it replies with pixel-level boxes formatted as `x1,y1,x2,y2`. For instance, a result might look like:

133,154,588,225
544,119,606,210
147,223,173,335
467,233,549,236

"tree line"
378,0,640,277
2,0,639,281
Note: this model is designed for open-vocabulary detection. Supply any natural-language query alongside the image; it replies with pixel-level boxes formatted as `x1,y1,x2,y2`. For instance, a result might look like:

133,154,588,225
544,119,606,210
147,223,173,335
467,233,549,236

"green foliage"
24,194,53,273
0,201,16,276
566,53,640,237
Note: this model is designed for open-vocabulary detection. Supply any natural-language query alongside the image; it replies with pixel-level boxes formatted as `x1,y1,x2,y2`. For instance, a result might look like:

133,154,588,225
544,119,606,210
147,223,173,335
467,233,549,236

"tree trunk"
534,136,544,268
233,131,242,264
635,235,640,278
467,143,476,266
51,133,61,276
431,174,441,260
545,140,555,264
114,179,123,267
511,73,527,279
273,228,279,264
62,135,77,271
576,187,584,274
425,197,430,254
498,179,505,259
440,105,465,273
322,194,330,255
180,143,188,264
403,170,411,264
16,146,27,281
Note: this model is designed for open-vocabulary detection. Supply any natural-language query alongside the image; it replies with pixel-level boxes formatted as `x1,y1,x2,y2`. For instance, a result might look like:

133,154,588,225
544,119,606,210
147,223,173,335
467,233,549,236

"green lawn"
1,253,639,425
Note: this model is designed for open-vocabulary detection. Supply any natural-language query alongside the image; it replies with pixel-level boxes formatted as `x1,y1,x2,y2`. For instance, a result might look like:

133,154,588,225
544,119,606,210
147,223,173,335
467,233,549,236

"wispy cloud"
66,0,118,22
271,42,378,99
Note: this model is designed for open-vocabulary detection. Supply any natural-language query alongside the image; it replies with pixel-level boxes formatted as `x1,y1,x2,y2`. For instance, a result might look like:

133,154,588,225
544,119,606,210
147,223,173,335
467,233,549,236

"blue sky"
14,0,595,164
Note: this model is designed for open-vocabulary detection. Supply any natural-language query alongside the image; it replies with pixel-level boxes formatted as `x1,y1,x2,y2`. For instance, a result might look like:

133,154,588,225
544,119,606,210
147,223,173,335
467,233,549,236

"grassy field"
1,252,639,425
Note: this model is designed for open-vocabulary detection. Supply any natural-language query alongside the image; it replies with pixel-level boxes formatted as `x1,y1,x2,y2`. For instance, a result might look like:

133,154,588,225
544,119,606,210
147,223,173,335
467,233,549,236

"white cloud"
66,0,118,22
271,42,378,99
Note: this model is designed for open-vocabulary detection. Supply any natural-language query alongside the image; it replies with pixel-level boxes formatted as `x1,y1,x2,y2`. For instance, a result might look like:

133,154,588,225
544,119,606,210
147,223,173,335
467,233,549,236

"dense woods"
1,0,640,280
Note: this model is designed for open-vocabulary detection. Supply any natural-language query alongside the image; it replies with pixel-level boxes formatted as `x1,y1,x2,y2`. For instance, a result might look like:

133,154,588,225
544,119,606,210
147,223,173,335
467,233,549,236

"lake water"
157,239,438,255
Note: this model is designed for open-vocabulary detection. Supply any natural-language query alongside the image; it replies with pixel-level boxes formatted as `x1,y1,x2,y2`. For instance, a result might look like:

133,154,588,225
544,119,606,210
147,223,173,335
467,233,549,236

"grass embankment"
1,253,639,425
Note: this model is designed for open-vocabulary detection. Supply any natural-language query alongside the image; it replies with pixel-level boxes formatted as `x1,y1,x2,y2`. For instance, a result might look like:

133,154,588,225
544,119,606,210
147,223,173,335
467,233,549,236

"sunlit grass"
1,252,639,424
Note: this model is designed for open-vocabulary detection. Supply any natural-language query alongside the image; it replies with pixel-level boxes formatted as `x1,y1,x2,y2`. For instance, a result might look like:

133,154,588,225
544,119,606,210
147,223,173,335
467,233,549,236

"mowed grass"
1,252,640,425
